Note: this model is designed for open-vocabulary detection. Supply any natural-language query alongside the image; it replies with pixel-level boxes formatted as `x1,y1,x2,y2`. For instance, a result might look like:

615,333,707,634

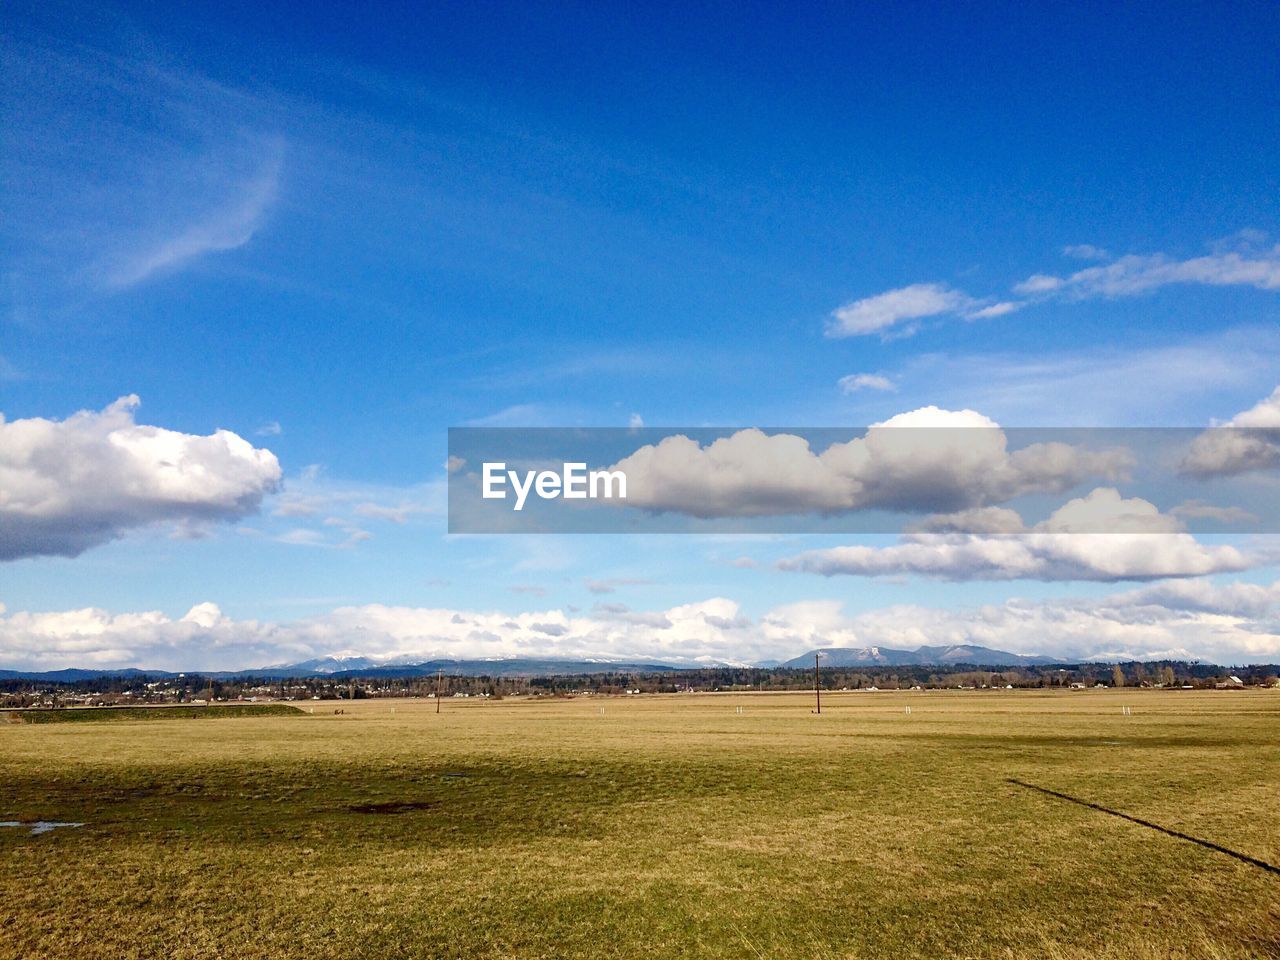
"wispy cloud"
838,373,896,394
827,283,973,338
99,137,284,289
1062,244,1109,261
4,37,292,317
833,234,1280,340
1015,244,1280,300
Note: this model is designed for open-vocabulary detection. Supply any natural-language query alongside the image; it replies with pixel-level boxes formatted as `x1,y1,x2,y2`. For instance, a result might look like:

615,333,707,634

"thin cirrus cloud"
0,396,281,561
777,488,1250,583
5,36,291,311
98,137,285,290
3,580,1280,671
829,235,1280,339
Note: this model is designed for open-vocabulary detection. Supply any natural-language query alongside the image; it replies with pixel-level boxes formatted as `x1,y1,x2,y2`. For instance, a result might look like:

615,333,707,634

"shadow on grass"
1008,778,1280,877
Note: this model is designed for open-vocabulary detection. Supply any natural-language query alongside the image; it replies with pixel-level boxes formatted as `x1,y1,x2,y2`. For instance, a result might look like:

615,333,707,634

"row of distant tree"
1,661,1277,708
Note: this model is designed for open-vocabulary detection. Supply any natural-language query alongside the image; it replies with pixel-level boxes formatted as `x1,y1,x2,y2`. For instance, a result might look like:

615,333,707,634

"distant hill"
0,658,683,682
321,658,681,678
780,645,1062,669
0,667,170,683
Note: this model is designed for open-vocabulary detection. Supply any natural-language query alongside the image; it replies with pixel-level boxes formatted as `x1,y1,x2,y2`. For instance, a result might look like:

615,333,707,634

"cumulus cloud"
777,488,1250,582
608,408,1131,519
1180,385,1280,477
0,396,282,560
4,581,1280,671
838,373,896,394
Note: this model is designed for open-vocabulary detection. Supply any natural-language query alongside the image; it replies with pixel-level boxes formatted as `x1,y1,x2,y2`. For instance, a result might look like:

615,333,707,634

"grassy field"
2,704,304,723
1,690,1277,960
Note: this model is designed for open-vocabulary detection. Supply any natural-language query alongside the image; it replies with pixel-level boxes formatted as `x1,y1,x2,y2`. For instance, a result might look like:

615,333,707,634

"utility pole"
436,668,443,714
814,652,822,715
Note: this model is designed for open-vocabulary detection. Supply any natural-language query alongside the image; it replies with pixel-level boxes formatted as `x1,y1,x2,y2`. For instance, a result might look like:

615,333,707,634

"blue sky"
3,1,1280,669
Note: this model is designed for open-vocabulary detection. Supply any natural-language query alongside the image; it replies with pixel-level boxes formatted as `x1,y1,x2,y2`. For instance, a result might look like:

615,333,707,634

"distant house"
1215,676,1245,688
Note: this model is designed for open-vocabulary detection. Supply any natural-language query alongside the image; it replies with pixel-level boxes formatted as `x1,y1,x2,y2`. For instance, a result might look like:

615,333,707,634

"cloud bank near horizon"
3,576,1280,673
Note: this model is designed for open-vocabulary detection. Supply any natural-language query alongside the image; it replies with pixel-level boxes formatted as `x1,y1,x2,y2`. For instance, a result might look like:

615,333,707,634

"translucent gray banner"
447,426,1280,533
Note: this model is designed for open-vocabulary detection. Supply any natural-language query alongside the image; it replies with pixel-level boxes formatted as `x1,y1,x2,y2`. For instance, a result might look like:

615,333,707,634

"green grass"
2,703,305,723
1,690,1277,959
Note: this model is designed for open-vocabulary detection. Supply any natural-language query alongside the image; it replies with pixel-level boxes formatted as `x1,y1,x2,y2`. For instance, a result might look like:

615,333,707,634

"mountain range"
779,645,1064,669
0,644,1066,681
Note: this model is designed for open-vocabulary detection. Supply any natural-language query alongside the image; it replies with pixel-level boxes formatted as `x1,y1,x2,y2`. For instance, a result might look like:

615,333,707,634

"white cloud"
1011,273,1064,295
777,488,1249,582
260,471,443,549
0,396,281,560
827,283,972,338
838,373,896,394
609,408,1131,518
628,413,645,429
0,597,773,672
836,236,1280,342
1016,246,1280,301
5,580,1280,671
1063,244,1110,260
256,421,283,437
1180,385,1280,477
966,301,1022,319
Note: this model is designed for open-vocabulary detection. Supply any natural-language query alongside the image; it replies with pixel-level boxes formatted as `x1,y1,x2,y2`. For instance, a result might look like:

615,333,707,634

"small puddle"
0,821,85,836
347,801,435,815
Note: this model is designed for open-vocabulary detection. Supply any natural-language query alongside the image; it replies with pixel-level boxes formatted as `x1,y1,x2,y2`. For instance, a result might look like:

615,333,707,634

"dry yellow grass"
1,689,1277,959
